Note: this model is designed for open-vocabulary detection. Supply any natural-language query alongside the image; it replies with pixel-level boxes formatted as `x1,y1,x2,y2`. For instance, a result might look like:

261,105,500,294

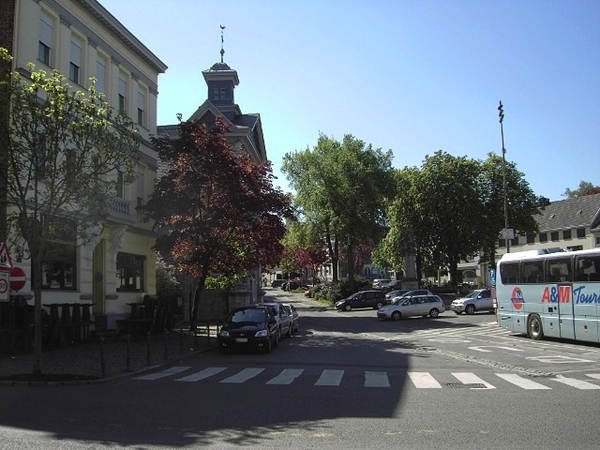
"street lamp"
498,101,512,253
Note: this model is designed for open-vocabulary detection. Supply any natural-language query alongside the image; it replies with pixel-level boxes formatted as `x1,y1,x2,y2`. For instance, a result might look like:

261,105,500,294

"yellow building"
1,0,167,331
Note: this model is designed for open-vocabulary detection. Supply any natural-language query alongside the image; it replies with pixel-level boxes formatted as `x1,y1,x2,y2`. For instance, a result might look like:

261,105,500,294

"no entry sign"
10,266,26,291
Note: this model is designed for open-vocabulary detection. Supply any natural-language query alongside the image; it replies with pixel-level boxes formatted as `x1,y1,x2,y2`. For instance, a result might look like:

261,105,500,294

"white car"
377,295,445,320
259,302,292,338
450,289,494,315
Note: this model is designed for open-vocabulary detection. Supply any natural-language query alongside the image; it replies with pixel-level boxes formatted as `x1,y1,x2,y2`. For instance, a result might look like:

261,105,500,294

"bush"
311,276,373,305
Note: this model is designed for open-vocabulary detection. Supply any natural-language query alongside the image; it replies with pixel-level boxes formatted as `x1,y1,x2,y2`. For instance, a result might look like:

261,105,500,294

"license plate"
235,338,248,343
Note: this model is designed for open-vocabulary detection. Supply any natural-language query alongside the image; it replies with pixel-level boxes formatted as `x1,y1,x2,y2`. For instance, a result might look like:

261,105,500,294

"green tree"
563,181,600,198
479,153,546,267
410,151,483,287
143,118,292,332
282,134,395,289
0,49,141,374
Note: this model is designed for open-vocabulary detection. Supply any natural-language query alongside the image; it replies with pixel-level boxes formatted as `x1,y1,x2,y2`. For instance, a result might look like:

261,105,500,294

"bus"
496,248,600,343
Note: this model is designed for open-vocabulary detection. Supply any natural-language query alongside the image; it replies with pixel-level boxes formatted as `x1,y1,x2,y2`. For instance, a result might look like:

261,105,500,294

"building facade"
1,0,167,330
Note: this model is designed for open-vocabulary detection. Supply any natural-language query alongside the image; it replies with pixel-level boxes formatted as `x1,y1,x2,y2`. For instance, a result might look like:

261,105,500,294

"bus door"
555,283,575,340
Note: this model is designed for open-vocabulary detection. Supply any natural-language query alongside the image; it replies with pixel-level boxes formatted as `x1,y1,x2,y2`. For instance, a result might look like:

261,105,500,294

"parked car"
281,303,299,334
372,278,393,289
377,294,446,320
385,289,410,303
259,302,292,338
335,290,387,311
450,288,494,315
217,306,279,353
271,279,286,288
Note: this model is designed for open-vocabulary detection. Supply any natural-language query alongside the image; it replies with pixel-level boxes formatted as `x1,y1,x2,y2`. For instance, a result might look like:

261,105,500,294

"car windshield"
465,290,483,299
230,309,265,324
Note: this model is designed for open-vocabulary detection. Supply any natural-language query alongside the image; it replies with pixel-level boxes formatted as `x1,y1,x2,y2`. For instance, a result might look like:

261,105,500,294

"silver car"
450,289,494,315
377,295,445,320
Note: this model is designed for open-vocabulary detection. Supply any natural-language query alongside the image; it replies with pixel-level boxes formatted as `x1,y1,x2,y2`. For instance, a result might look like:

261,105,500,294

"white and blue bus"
496,248,600,343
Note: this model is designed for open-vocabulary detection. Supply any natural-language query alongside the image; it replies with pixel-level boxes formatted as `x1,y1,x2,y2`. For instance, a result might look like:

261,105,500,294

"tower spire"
220,25,225,63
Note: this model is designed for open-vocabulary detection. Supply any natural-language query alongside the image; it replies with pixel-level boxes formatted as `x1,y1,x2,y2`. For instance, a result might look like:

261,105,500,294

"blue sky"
99,0,599,201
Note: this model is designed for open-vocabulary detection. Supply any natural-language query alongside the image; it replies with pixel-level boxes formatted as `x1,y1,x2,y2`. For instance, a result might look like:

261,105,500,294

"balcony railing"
107,196,133,223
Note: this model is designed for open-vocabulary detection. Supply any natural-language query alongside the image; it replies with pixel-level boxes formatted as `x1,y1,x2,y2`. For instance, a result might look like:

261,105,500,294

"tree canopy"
282,133,394,286
144,118,292,331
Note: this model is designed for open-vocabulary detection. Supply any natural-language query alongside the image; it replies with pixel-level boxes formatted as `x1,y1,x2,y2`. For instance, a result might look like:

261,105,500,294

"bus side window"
500,262,519,284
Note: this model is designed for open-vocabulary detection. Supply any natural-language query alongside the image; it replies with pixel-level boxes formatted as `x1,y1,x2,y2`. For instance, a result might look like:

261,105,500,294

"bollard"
146,332,151,365
164,330,168,360
126,334,131,371
99,337,106,377
179,325,183,353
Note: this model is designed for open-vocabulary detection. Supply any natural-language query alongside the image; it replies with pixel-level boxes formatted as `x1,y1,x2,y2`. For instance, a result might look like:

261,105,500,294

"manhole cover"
446,383,487,389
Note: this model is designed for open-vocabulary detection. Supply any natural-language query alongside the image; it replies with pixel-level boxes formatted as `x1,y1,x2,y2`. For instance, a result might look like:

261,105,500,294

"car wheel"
344,304,352,311
465,304,475,315
429,308,439,318
391,311,401,321
287,326,292,338
528,314,544,340
374,302,384,309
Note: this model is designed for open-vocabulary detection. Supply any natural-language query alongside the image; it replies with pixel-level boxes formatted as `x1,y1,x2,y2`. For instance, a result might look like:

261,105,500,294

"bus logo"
511,287,525,310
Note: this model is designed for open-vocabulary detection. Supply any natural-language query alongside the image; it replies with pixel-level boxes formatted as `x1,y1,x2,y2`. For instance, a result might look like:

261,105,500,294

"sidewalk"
0,328,217,385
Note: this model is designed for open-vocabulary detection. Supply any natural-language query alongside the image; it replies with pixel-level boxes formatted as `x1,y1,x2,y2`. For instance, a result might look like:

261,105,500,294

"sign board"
0,272,9,301
500,228,515,240
0,242,13,269
10,266,26,291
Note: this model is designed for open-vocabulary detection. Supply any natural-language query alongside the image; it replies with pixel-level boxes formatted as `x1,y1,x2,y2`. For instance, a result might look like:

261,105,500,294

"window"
96,56,106,94
117,252,145,292
539,233,548,243
550,231,559,241
118,73,127,112
499,262,519,284
137,89,145,126
522,260,543,283
563,229,572,240
38,11,53,66
526,234,535,244
546,257,573,283
37,218,77,290
498,239,506,248
69,36,82,84
576,228,586,238
511,237,519,247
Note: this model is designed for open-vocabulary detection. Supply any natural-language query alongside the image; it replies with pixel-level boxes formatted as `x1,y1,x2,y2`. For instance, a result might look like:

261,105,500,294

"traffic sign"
0,242,12,268
10,266,26,291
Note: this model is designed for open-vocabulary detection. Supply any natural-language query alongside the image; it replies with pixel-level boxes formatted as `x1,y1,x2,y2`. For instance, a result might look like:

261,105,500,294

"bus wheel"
528,314,544,340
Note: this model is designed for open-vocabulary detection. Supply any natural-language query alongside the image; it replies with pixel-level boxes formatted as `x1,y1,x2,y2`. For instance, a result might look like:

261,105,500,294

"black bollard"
146,332,151,365
164,330,168,360
126,334,131,371
99,337,106,377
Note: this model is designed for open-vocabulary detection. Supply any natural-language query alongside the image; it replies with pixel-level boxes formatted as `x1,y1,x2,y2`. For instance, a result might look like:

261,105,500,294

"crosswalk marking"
175,367,227,382
135,366,191,381
365,371,389,387
495,373,551,390
452,372,496,389
133,366,600,391
551,375,600,390
408,371,442,389
315,369,344,386
266,369,304,385
220,368,265,383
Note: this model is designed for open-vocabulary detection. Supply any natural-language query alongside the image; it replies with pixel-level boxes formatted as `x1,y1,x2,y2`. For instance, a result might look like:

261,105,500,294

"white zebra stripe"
175,367,227,382
408,371,442,389
495,373,551,390
452,372,496,389
135,366,191,380
364,371,390,387
267,369,305,385
551,375,600,390
314,369,344,386
219,368,265,383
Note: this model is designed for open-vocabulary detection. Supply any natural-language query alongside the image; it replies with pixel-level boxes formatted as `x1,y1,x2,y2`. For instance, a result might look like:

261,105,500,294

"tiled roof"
535,193,600,232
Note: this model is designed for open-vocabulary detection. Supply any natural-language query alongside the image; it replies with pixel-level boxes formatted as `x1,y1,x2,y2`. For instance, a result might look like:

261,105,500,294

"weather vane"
220,25,225,63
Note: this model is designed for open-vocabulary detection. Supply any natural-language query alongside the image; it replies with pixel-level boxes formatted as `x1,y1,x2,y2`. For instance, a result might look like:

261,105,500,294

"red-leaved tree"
144,118,292,332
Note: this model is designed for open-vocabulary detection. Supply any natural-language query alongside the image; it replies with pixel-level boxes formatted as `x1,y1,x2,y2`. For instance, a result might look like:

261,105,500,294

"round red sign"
10,266,26,291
